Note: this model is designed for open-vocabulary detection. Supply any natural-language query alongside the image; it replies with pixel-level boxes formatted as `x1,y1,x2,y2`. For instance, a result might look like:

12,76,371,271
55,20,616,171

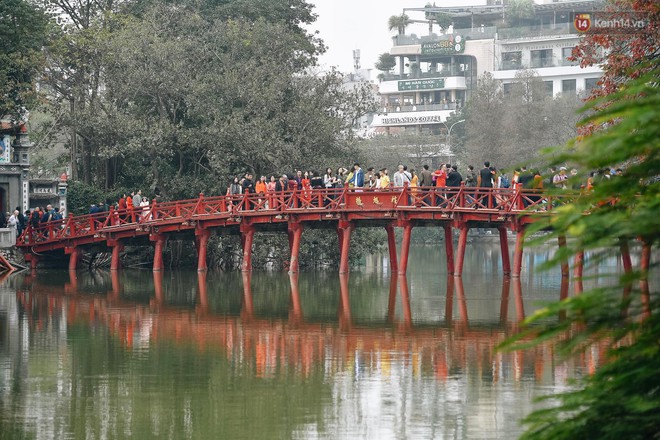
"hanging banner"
0,136,11,163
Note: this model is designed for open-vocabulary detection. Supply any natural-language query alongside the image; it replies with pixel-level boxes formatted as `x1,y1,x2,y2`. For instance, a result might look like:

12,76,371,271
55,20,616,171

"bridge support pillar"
288,222,304,274
512,229,525,278
108,240,124,271
574,250,584,295
499,227,511,276
65,247,82,271
197,272,208,314
619,238,632,276
640,241,651,319
241,224,255,272
196,228,212,272
289,273,302,323
558,235,569,278
398,222,413,276
454,225,469,277
385,224,398,273
443,225,454,275
25,254,38,270
337,220,353,275
151,234,166,272
153,271,163,304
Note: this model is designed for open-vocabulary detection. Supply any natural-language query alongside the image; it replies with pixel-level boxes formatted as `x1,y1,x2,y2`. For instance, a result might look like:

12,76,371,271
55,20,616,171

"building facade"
0,120,67,218
372,0,603,135
0,121,32,215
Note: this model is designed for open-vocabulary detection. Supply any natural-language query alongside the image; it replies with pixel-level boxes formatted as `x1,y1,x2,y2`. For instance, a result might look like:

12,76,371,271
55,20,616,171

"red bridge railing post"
458,182,466,208
196,193,205,215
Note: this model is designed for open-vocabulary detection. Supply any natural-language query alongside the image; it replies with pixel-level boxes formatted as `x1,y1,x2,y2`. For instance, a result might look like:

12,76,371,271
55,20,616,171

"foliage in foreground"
500,65,659,439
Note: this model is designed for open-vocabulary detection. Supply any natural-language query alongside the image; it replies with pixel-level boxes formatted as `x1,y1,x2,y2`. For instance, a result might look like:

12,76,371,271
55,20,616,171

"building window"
562,79,576,94
562,47,577,66
544,81,554,97
585,77,599,92
502,83,513,96
531,49,553,68
502,51,522,70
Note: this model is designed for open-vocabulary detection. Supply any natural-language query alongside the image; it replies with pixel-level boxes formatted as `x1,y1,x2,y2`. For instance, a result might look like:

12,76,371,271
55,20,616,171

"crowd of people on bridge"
222,161,600,201
18,162,623,237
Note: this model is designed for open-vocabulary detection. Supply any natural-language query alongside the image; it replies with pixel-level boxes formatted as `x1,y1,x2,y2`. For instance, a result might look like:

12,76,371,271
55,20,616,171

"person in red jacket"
432,164,447,207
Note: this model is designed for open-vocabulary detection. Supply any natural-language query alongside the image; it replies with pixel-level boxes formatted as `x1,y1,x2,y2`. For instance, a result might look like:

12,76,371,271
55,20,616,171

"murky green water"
0,243,638,439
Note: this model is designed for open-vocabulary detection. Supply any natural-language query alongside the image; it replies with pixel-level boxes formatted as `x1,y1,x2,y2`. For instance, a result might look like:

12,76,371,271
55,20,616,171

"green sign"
421,35,465,55
398,78,445,91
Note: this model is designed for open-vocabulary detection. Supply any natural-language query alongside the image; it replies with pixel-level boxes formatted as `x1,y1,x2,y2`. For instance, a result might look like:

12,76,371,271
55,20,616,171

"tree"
375,53,396,72
571,0,659,100
505,0,535,27
498,0,660,433
503,60,660,440
388,14,411,35
461,70,581,168
0,0,49,121
424,3,452,35
44,2,374,200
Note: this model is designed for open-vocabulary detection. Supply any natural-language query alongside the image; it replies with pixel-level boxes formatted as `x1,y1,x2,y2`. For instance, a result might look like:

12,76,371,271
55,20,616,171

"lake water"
0,242,635,439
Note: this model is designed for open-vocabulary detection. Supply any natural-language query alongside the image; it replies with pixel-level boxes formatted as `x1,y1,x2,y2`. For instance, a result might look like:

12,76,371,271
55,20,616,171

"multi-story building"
0,119,68,219
372,0,603,135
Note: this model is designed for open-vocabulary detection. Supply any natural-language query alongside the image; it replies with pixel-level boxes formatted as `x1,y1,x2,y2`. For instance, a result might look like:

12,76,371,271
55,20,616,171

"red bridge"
17,184,574,277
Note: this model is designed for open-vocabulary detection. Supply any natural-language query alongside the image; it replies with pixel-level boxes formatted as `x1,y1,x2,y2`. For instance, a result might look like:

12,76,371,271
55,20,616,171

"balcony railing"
497,22,576,40
391,23,575,48
381,69,465,81
392,27,497,47
383,103,460,112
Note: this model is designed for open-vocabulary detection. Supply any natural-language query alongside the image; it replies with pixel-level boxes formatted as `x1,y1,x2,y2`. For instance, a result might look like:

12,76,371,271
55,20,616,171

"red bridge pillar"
398,221,413,276
196,228,211,272
107,239,124,271
574,249,584,295
454,225,470,277
558,235,569,278
443,225,454,275
241,224,255,272
289,273,302,323
512,229,525,278
151,234,166,272
619,238,632,276
288,222,304,274
385,224,398,273
498,227,511,276
197,272,208,314
153,271,163,304
25,254,39,271
337,220,353,275
65,246,82,271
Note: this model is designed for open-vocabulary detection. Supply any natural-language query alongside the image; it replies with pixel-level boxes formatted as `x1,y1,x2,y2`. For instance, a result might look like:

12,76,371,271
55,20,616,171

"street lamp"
440,119,465,163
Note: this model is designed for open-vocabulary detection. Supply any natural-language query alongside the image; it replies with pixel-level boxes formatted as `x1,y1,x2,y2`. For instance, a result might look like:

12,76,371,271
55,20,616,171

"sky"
308,0,480,76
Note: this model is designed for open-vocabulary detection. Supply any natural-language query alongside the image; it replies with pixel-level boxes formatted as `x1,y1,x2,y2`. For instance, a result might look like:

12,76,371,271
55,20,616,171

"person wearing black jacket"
518,166,534,188
242,173,255,210
446,164,463,187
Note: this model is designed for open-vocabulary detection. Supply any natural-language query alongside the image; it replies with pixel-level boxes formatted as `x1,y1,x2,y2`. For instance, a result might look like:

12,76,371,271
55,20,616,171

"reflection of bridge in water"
16,270,606,381
18,186,587,278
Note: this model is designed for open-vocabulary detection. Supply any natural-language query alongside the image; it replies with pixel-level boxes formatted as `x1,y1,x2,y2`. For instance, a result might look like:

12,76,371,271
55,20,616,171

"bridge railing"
16,185,577,247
